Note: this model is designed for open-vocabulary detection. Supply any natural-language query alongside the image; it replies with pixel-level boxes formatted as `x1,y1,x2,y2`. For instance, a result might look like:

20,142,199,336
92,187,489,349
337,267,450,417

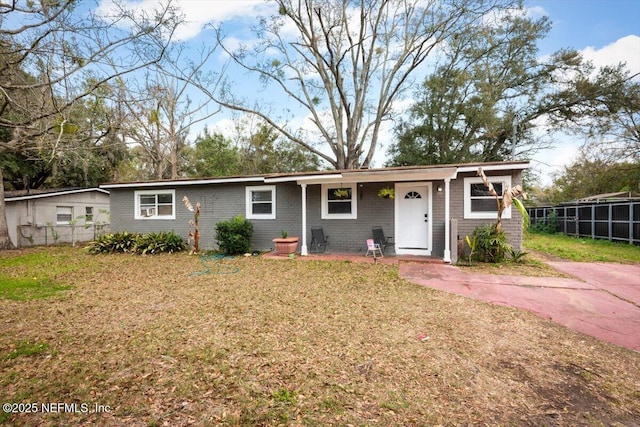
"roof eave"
457,161,530,173
99,161,531,188
5,188,109,202
100,176,265,189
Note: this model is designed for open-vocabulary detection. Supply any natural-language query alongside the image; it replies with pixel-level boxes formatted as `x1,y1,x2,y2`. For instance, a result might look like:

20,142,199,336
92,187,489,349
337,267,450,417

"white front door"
395,183,431,255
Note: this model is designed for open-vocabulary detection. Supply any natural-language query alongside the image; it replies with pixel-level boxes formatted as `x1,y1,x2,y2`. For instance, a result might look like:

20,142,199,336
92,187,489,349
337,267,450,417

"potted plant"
332,188,350,199
377,187,395,199
272,230,300,256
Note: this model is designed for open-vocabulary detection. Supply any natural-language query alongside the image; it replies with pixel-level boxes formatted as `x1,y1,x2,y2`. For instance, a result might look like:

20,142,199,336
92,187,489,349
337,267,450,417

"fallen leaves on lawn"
0,247,638,426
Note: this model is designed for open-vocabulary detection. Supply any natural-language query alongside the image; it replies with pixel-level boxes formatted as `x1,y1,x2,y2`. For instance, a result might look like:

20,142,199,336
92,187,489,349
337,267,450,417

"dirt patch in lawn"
1,247,639,426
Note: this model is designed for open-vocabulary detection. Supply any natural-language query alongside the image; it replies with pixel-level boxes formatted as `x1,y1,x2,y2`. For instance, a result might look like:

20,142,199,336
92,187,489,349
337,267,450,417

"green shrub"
470,224,512,263
529,210,558,234
86,231,185,254
215,215,253,255
134,231,186,254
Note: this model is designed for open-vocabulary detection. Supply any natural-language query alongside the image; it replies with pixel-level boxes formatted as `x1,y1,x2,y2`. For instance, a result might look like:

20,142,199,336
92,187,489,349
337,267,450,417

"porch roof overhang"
264,167,460,185
340,167,458,183
264,161,529,185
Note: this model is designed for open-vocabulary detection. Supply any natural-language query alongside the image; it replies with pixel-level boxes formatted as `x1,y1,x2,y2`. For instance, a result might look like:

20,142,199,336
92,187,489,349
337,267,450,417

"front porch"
263,251,446,265
265,167,458,263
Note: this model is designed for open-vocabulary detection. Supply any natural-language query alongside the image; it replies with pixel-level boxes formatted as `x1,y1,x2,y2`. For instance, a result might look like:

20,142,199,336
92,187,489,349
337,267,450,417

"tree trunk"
0,168,16,250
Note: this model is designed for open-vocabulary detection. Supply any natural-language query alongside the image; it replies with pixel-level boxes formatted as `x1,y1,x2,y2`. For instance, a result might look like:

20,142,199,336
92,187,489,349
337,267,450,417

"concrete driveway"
399,261,640,352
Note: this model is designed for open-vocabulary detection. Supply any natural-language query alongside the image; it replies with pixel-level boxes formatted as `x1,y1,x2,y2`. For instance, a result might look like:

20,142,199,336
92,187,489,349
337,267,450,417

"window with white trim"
464,176,512,219
134,190,175,219
246,185,276,219
56,206,73,224
321,183,357,219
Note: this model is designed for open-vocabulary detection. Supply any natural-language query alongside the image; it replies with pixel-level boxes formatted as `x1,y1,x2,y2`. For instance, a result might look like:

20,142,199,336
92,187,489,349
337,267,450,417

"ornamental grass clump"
86,231,185,254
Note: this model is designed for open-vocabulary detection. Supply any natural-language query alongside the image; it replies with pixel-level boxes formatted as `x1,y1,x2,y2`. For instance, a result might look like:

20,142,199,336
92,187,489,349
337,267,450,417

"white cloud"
581,35,640,77
524,5,546,19
531,136,581,186
172,0,275,40
98,0,274,41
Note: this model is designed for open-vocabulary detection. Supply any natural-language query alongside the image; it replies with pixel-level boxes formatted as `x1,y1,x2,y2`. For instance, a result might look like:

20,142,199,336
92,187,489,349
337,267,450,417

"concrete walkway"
399,261,640,352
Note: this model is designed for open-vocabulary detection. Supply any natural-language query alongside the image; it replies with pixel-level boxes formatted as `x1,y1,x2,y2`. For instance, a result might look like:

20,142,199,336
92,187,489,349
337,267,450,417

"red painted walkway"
399,261,640,352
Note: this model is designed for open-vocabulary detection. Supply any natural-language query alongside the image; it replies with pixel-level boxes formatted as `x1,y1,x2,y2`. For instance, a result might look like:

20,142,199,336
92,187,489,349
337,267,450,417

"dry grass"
456,251,573,277
1,246,639,426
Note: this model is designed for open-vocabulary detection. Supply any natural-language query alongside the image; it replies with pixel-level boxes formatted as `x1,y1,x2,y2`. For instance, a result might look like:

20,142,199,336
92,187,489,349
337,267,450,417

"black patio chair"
372,226,393,253
310,226,328,253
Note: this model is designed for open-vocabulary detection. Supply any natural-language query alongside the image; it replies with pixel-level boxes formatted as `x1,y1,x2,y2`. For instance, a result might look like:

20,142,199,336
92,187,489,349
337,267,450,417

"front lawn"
524,232,640,263
1,246,639,426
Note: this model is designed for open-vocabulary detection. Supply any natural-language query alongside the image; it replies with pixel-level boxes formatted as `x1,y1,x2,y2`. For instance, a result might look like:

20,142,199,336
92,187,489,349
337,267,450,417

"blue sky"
532,0,639,54
523,0,639,184
99,0,640,185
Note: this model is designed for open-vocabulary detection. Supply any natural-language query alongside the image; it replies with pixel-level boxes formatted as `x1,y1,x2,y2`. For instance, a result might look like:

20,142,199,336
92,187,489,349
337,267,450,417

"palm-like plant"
183,196,201,254
477,168,529,231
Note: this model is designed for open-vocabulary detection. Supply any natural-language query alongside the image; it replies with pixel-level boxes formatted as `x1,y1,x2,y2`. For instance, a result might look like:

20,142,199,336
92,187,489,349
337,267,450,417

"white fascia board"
264,174,344,184
100,177,265,189
6,188,109,202
342,167,458,182
457,162,530,173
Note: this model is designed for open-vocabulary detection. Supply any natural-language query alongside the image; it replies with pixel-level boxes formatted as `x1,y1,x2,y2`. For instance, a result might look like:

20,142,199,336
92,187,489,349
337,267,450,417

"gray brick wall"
253,183,302,251
109,182,395,253
451,171,524,253
110,184,247,251
108,168,524,256
306,182,395,253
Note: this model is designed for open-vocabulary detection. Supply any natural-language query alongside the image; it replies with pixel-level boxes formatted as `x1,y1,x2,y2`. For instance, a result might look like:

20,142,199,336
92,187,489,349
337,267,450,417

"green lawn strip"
0,246,90,300
524,232,640,263
0,275,72,300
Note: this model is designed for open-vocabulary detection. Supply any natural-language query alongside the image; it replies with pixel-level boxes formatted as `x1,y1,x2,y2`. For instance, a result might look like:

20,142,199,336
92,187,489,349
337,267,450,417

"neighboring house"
101,161,529,262
4,188,110,247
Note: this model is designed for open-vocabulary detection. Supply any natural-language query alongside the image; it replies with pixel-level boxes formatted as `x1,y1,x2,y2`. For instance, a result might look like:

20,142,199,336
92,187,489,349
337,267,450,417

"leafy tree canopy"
186,124,320,178
386,7,638,170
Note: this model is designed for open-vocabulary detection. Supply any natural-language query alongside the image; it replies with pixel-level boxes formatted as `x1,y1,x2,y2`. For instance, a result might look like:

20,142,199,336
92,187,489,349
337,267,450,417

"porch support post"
300,183,308,256
443,178,451,263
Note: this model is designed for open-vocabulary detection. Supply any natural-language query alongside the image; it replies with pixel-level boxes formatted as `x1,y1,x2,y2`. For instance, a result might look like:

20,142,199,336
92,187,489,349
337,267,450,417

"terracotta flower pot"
272,237,300,256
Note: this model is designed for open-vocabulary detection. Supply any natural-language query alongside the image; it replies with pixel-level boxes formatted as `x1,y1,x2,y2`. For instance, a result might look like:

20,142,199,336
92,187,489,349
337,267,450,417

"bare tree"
120,67,220,180
0,0,182,249
182,0,516,170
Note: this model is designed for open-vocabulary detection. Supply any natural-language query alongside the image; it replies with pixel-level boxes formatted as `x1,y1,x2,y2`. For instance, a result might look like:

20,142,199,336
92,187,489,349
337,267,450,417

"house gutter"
263,174,344,184
457,162,529,173
100,177,264,189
